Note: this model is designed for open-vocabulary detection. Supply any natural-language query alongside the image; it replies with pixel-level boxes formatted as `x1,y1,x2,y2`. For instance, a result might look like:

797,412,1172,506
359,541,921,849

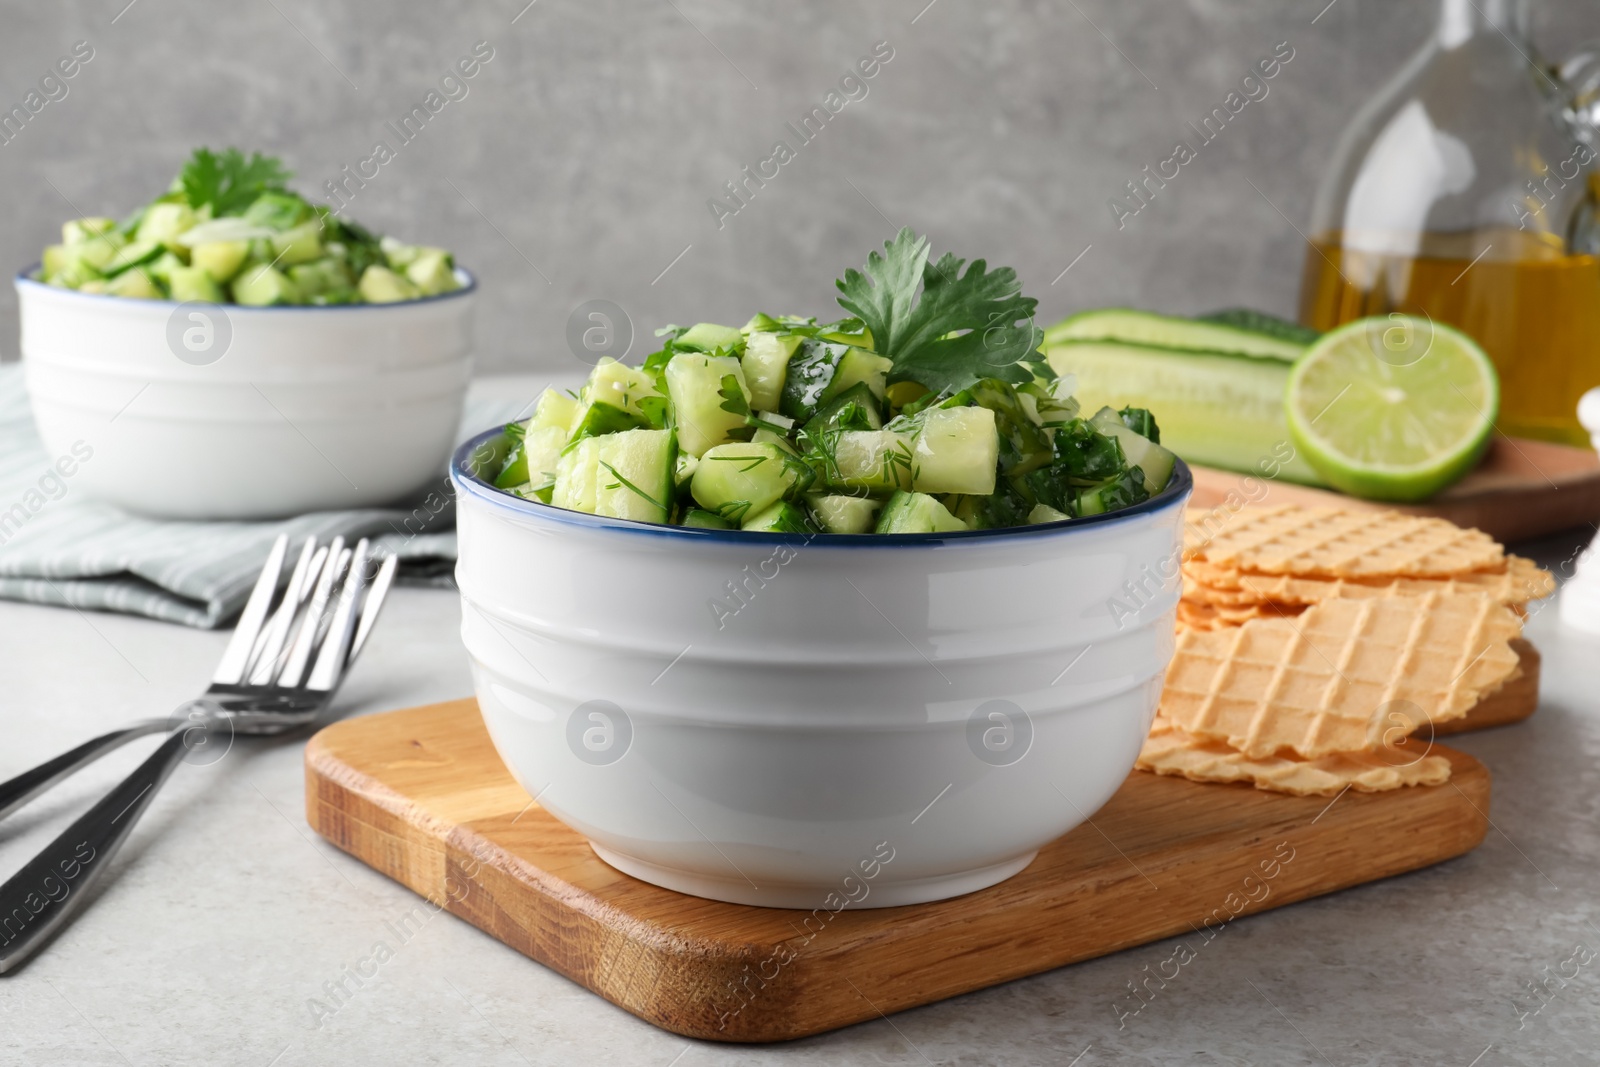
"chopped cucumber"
909,406,999,496
191,240,251,283
1048,340,1325,486
875,491,967,534
106,269,163,300
675,322,744,353
137,203,198,248
1088,407,1177,494
809,494,882,534
594,429,675,523
357,265,419,303
270,222,323,267
244,191,312,231
779,340,892,422
682,508,732,530
571,359,665,442
63,217,118,245
742,331,802,411
406,251,458,296
1027,503,1071,524
742,500,816,533
168,266,225,303
103,240,163,276
232,264,298,306
1075,469,1148,516
1044,308,1309,363
666,352,750,457
819,429,914,494
552,437,602,513
690,442,812,525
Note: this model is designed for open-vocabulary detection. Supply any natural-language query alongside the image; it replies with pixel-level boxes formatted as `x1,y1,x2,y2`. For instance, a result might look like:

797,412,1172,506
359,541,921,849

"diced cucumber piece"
553,437,602,513
802,382,883,437
146,251,186,283
742,501,816,533
41,244,71,277
532,387,581,435
63,240,120,274
232,264,299,306
106,269,163,300
666,352,750,457
1075,469,1149,516
594,428,675,524
406,250,458,295
271,222,323,267
380,236,420,269
50,259,103,289
819,429,914,494
779,341,892,422
1027,503,1071,524
168,266,225,303
62,217,117,245
682,508,732,530
808,494,882,534
676,322,744,353
137,202,198,248
1044,308,1309,363
1089,407,1177,494
174,217,277,248
569,359,666,441
674,451,699,495
741,331,802,411
874,491,967,533
102,240,163,276
357,265,419,303
77,280,109,295
1047,340,1325,485
909,406,999,496
288,262,333,296
244,191,313,231
691,442,812,524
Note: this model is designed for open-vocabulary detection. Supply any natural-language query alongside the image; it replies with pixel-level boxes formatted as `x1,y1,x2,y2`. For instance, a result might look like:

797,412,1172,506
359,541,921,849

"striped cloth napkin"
0,364,534,628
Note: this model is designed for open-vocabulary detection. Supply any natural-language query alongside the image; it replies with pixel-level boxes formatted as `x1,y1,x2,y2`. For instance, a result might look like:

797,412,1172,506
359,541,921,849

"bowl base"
588,842,1040,909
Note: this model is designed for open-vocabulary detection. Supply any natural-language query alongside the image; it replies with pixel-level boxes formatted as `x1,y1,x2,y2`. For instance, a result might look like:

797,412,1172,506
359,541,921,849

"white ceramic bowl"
453,430,1192,909
16,269,476,520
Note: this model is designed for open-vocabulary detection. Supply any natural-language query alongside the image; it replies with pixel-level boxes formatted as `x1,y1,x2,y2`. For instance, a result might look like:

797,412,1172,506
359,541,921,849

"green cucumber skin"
1047,340,1327,487
1044,308,1307,363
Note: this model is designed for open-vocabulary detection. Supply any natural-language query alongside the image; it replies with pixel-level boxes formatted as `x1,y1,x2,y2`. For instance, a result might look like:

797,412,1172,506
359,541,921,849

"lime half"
1285,315,1499,501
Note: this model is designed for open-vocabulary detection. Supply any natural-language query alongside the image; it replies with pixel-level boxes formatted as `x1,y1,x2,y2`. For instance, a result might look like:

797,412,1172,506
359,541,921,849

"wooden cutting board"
1190,436,1600,544
303,655,1535,1043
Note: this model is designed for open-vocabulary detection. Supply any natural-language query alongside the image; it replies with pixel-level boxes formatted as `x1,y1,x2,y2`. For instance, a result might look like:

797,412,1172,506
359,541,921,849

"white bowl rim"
14,263,477,311
452,426,1194,547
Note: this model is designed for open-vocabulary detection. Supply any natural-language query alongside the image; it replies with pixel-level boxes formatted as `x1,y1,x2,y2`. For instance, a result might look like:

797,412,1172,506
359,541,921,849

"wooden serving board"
304,680,1530,1043
1191,436,1600,544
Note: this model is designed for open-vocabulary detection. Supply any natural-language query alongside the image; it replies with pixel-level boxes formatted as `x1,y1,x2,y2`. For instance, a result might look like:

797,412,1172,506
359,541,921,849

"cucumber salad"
36,147,461,306
489,229,1177,534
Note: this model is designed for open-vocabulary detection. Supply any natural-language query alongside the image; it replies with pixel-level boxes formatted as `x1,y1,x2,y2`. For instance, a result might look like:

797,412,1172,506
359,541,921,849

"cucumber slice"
552,437,603,513
666,352,750,457
676,322,744,353
357,265,420,303
105,269,163,300
233,265,299,306
742,500,816,533
1044,308,1308,363
909,406,999,496
819,429,915,494
191,241,251,283
874,491,967,533
682,508,732,530
168,266,225,303
1088,407,1177,494
1047,340,1326,486
104,240,163,276
690,442,813,524
808,494,882,534
595,428,675,523
1027,503,1071,524
62,217,118,245
271,222,323,267
742,332,802,411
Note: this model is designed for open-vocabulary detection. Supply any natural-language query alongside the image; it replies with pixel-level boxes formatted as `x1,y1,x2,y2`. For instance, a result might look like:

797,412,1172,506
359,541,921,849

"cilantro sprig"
178,147,293,216
834,228,1046,395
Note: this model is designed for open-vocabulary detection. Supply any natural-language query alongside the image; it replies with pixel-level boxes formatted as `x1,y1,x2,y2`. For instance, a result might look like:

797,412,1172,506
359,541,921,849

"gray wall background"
0,0,1591,373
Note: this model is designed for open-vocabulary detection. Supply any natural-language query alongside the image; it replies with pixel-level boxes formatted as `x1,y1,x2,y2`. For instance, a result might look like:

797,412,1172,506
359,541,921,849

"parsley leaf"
834,227,1044,395
178,147,293,216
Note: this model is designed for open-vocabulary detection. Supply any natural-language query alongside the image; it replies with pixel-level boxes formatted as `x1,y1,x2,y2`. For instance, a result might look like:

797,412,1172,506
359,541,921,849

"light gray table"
2,491,1598,1066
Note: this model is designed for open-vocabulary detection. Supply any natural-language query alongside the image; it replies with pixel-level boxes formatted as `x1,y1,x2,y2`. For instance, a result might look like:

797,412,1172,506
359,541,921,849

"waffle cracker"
1184,505,1504,579
1138,717,1451,796
1161,591,1522,759
1184,556,1553,608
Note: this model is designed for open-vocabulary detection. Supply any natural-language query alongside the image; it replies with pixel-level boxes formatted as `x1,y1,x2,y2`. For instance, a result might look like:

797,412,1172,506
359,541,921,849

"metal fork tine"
212,534,289,686
350,553,398,661
247,538,318,685
307,539,370,692
277,537,344,689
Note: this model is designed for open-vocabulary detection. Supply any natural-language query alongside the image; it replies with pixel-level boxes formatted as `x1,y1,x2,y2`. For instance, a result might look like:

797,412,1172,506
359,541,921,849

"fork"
0,532,398,974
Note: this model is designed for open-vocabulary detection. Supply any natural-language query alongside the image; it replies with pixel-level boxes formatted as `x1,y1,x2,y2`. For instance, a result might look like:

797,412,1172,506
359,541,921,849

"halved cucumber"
1044,308,1309,363
875,491,967,533
742,331,803,411
808,494,882,534
594,428,675,523
690,442,813,524
666,352,750,457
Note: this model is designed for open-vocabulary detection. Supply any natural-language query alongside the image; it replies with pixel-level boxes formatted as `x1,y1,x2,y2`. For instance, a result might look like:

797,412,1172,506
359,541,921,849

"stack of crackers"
1138,505,1555,797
